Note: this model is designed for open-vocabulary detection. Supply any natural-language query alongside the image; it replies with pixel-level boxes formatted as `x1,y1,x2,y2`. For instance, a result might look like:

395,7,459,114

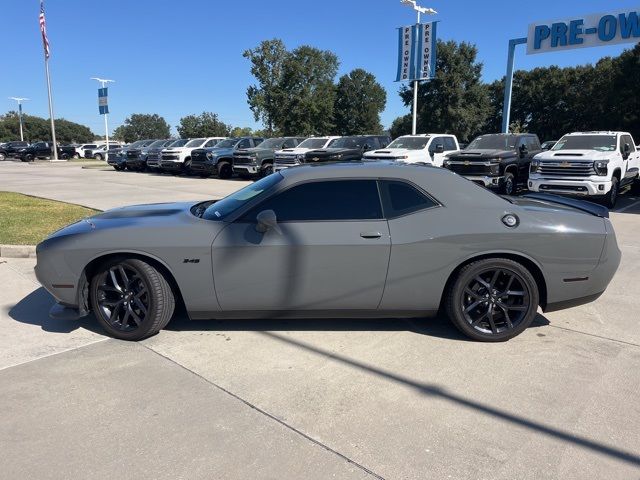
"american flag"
39,0,50,59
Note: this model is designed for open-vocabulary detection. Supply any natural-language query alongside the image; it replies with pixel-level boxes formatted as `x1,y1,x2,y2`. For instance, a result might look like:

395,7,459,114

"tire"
217,161,232,179
61,153,69,160
0,152,5,161
445,258,539,342
94,154,103,161
114,165,124,171
261,162,274,177
183,159,192,175
24,154,34,162
500,171,515,195
90,258,175,341
603,176,619,209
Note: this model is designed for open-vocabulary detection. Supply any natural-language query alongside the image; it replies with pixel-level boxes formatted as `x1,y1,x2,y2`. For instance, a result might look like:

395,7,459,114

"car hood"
446,149,515,160
236,147,273,155
364,148,418,157
306,148,360,157
534,149,613,160
206,147,235,156
276,147,311,155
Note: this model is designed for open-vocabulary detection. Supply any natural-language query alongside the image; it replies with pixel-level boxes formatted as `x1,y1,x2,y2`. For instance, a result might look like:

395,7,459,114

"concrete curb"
0,245,37,258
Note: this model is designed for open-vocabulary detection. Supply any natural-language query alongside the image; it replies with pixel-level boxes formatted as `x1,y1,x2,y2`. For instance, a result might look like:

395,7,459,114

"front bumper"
233,164,259,174
528,177,612,196
464,175,504,189
160,160,184,170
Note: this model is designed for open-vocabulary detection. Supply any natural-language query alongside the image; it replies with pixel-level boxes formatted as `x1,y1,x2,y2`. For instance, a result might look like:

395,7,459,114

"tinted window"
621,135,635,153
526,137,540,150
443,137,457,151
242,180,383,222
283,138,298,148
380,180,437,218
429,137,444,152
238,139,251,149
204,139,219,148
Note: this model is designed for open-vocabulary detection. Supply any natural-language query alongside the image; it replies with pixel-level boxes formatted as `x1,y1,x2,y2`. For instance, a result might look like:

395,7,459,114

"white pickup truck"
528,131,640,208
362,134,459,167
160,137,226,173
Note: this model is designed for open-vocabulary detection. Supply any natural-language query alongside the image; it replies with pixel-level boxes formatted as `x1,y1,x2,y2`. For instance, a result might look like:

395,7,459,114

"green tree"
244,39,288,135
277,45,339,135
177,112,231,138
112,114,170,143
229,126,254,137
334,68,386,135
0,111,95,143
394,40,491,142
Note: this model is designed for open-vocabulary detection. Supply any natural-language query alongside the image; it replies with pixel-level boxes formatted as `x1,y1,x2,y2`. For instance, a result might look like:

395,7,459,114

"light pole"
400,0,437,135
9,97,30,142
90,77,114,153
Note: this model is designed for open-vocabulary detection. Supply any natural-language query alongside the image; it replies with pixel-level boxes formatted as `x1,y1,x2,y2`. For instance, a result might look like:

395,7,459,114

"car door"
428,137,447,166
211,179,391,311
620,134,638,183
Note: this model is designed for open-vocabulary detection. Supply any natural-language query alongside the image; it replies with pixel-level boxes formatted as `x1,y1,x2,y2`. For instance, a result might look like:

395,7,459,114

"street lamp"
8,97,30,142
399,0,437,135
90,77,114,153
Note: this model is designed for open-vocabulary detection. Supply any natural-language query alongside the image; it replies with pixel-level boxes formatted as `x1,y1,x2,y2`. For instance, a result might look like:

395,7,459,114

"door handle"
360,232,382,239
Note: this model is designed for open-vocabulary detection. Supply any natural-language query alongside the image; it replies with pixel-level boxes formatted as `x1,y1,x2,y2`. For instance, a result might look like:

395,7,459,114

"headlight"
295,154,305,161
206,152,213,160
443,160,451,168
530,159,540,173
594,160,609,176
489,162,500,174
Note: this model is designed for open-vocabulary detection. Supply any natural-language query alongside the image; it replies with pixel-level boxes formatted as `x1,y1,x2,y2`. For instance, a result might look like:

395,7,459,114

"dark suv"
0,141,29,160
443,133,542,195
304,135,391,164
190,137,264,178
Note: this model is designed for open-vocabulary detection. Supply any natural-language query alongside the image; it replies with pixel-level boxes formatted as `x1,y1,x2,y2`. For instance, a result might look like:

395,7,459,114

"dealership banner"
396,22,437,82
527,9,640,55
98,87,109,115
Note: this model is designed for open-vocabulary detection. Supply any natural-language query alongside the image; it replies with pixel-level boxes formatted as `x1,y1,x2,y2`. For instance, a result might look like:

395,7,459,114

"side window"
429,137,444,153
379,180,438,218
443,137,457,151
253,138,264,147
204,139,217,148
282,139,297,148
622,135,635,153
241,180,383,222
526,137,540,150
238,139,251,149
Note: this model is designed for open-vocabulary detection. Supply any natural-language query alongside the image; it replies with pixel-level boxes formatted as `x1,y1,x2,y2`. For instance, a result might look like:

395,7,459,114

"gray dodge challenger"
35,162,621,342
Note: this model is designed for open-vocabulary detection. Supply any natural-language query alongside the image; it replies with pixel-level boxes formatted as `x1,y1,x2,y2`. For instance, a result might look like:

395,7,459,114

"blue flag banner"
98,87,109,115
396,22,437,82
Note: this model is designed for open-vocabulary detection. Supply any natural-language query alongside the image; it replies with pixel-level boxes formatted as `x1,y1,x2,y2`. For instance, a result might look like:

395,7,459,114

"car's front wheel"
261,162,273,177
0,152,6,161
90,258,175,341
217,161,232,179
603,176,619,209
446,258,539,342
500,172,515,195
94,154,103,161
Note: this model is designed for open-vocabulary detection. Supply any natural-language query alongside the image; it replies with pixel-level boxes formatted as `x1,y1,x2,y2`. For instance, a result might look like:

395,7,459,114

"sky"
0,0,638,137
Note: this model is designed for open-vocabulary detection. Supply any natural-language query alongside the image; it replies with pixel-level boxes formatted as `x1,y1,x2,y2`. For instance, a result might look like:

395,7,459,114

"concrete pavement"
1,160,639,479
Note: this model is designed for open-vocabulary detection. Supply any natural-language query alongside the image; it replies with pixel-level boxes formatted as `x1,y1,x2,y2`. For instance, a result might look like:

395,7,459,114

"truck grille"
233,156,254,165
191,152,207,164
447,163,491,175
274,155,298,165
539,161,595,177
161,154,179,161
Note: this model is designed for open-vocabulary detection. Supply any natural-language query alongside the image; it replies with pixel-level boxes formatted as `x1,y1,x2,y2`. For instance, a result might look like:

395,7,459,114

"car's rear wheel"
94,154,103,161
217,161,232,179
90,258,175,341
0,152,6,161
446,258,539,342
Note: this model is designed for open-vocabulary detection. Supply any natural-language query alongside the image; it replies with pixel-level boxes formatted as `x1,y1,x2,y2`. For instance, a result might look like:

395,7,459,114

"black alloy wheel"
90,258,175,340
501,172,515,195
217,162,232,179
446,258,539,341
261,163,274,177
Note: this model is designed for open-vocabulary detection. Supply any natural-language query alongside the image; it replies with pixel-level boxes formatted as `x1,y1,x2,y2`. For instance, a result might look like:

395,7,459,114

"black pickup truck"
18,142,77,161
303,135,391,164
0,141,29,160
443,133,542,195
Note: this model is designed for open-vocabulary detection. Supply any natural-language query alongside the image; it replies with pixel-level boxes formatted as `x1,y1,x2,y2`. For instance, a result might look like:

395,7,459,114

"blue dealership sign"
527,9,640,54
98,87,109,115
396,22,437,82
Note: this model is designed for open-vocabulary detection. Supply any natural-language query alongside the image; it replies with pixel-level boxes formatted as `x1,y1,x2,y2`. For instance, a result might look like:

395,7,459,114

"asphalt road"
1,160,639,479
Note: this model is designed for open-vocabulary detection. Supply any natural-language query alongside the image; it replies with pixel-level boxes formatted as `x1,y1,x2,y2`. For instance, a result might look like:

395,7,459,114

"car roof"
564,131,627,136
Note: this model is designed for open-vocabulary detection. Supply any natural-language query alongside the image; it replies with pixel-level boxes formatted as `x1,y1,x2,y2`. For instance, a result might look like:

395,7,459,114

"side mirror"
519,144,528,158
255,210,281,234
434,144,445,154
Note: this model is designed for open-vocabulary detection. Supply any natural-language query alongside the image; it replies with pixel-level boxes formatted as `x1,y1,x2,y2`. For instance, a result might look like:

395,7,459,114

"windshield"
168,139,189,148
552,135,617,152
387,136,431,150
185,138,206,148
202,173,283,220
147,140,166,149
467,135,518,150
330,137,365,149
297,138,329,149
214,139,239,149
258,138,284,149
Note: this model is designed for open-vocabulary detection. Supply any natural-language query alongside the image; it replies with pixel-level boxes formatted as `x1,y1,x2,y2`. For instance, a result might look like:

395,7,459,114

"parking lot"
1,160,640,479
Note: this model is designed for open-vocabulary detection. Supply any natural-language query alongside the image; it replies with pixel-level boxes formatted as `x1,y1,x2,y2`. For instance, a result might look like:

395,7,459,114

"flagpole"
44,56,59,161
